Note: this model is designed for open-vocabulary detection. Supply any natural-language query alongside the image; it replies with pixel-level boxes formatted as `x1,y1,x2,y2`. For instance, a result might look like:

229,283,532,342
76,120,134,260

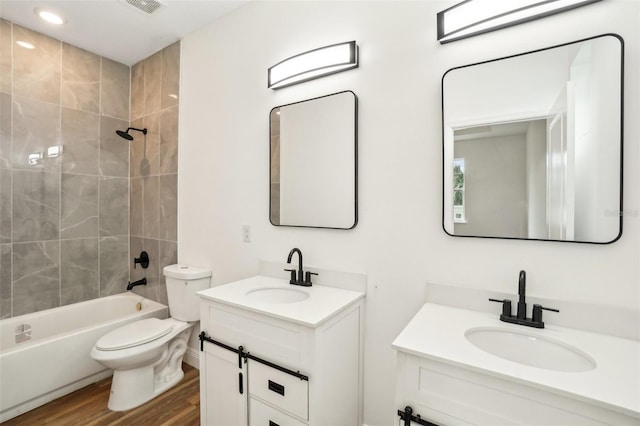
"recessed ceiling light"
35,9,65,25
16,40,35,49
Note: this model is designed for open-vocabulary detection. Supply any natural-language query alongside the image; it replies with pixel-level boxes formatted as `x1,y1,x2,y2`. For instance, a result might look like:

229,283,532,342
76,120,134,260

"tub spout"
127,277,147,291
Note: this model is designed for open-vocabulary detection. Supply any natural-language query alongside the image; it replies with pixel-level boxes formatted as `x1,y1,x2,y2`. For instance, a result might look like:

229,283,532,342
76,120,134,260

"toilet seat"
96,318,172,351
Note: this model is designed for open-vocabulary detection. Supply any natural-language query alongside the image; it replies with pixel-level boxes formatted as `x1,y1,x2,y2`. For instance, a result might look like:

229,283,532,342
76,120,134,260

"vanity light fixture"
437,0,601,44
268,41,358,89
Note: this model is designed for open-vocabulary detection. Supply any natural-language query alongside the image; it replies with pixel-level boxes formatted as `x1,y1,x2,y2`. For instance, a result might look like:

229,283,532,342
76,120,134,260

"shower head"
115,127,147,141
116,130,134,140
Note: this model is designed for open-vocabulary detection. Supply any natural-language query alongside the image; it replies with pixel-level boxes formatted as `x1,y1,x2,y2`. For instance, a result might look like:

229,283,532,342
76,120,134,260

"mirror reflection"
270,91,357,229
442,34,623,243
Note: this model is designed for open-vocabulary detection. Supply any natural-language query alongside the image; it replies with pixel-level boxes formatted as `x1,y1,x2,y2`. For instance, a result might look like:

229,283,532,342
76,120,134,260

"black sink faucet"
489,270,559,329
517,270,527,320
285,248,317,286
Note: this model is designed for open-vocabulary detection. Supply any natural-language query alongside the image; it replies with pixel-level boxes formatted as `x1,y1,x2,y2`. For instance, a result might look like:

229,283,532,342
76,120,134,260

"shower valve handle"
134,251,149,269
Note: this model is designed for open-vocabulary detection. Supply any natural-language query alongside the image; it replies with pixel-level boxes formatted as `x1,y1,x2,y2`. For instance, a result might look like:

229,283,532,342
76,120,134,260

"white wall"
178,1,640,424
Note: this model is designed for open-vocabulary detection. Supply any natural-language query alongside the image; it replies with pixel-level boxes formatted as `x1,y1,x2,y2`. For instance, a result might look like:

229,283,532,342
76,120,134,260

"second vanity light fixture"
268,40,358,89
437,0,601,44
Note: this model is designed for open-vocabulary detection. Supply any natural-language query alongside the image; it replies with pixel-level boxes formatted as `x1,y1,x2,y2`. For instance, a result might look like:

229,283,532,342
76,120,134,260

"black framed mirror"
442,34,623,244
270,91,358,229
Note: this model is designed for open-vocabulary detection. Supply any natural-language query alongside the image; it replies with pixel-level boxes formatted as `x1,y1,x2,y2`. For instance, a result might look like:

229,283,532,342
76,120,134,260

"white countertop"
392,303,640,418
198,275,365,328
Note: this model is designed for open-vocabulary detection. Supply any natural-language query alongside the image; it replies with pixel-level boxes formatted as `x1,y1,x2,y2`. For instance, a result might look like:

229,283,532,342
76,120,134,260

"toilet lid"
96,318,172,351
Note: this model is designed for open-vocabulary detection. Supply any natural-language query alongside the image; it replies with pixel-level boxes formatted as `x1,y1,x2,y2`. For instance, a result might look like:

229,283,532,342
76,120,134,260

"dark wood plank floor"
2,363,199,425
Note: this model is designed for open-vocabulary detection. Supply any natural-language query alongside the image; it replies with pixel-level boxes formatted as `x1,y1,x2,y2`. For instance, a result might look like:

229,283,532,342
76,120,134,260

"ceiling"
0,0,250,65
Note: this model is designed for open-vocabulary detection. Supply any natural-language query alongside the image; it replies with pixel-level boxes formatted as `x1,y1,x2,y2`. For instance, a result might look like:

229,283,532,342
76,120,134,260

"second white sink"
245,287,310,304
465,326,597,372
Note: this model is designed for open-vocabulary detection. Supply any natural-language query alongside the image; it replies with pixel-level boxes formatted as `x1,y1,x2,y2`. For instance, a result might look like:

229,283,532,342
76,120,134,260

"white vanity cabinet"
393,303,640,426
395,352,639,426
198,276,365,426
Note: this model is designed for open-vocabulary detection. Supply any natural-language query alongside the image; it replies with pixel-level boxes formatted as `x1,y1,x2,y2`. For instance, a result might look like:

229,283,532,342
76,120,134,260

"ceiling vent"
125,0,166,15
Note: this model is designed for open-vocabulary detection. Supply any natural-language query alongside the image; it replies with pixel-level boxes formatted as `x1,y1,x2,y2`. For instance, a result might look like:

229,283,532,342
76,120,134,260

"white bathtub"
0,292,168,422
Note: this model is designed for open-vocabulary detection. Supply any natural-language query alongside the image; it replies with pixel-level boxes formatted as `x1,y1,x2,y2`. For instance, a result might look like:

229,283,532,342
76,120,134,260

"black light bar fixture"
268,41,358,90
437,0,602,44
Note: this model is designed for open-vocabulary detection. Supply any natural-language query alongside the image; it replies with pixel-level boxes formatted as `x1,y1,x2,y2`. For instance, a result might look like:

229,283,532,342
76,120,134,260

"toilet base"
107,326,193,411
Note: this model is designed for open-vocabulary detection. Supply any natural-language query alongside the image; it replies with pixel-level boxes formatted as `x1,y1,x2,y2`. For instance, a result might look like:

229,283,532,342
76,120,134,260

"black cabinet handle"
398,405,439,426
268,380,285,396
239,372,244,394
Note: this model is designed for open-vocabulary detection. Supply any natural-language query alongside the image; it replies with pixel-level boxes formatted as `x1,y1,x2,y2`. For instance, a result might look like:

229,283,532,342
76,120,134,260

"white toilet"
91,264,211,411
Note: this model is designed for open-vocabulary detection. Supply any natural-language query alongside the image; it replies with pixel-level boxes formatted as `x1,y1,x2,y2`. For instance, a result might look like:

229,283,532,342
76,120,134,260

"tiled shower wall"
128,42,180,305
0,20,131,318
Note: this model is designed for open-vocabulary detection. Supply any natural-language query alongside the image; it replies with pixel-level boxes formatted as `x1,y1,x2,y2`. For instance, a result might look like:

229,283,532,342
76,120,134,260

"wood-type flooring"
2,363,199,426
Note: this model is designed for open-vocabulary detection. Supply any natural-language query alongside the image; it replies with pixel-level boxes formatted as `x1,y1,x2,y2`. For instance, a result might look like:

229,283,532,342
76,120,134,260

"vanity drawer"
249,361,309,420
249,397,307,426
202,302,307,367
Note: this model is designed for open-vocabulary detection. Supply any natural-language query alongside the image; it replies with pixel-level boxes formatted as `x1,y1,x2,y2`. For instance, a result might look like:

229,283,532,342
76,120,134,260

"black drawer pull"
239,372,244,394
268,380,285,396
269,421,280,426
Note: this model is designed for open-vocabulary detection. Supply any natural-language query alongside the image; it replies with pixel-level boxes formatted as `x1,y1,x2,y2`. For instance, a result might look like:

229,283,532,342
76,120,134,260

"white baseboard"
183,347,200,369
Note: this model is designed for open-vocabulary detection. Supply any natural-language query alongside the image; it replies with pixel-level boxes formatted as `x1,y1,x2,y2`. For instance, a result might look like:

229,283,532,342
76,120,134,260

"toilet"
91,264,211,411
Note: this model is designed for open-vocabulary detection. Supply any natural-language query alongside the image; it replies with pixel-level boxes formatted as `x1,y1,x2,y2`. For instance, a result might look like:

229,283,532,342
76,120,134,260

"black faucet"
489,270,558,329
127,277,147,291
517,270,527,319
284,248,317,286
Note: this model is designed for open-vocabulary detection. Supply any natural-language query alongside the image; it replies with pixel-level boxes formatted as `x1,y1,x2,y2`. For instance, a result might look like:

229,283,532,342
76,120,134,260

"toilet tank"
163,264,212,321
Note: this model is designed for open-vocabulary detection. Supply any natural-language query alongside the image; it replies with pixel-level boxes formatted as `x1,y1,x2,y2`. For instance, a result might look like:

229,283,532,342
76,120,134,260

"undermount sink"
245,287,310,304
465,327,597,372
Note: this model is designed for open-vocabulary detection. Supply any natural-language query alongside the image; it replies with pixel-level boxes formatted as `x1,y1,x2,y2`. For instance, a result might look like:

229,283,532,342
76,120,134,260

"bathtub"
0,292,168,422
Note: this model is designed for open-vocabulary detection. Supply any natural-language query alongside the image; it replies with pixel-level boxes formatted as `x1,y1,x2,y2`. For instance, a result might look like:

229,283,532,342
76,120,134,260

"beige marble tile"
0,243,11,318
159,174,177,241
61,108,100,175
0,92,11,169
61,174,99,239
99,236,129,296
161,41,180,110
100,57,130,120
130,61,144,121
144,51,162,115
130,114,160,178
13,25,61,104
0,19,12,95
12,240,60,315
61,238,99,305
62,43,100,113
160,106,178,174
0,169,10,243
99,177,129,237
141,112,160,176
143,175,159,240
100,115,129,177
12,170,60,242
12,96,61,172
130,177,144,237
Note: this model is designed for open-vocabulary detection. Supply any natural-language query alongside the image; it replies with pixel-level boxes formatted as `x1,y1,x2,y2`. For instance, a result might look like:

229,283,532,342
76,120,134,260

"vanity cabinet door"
201,343,248,426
